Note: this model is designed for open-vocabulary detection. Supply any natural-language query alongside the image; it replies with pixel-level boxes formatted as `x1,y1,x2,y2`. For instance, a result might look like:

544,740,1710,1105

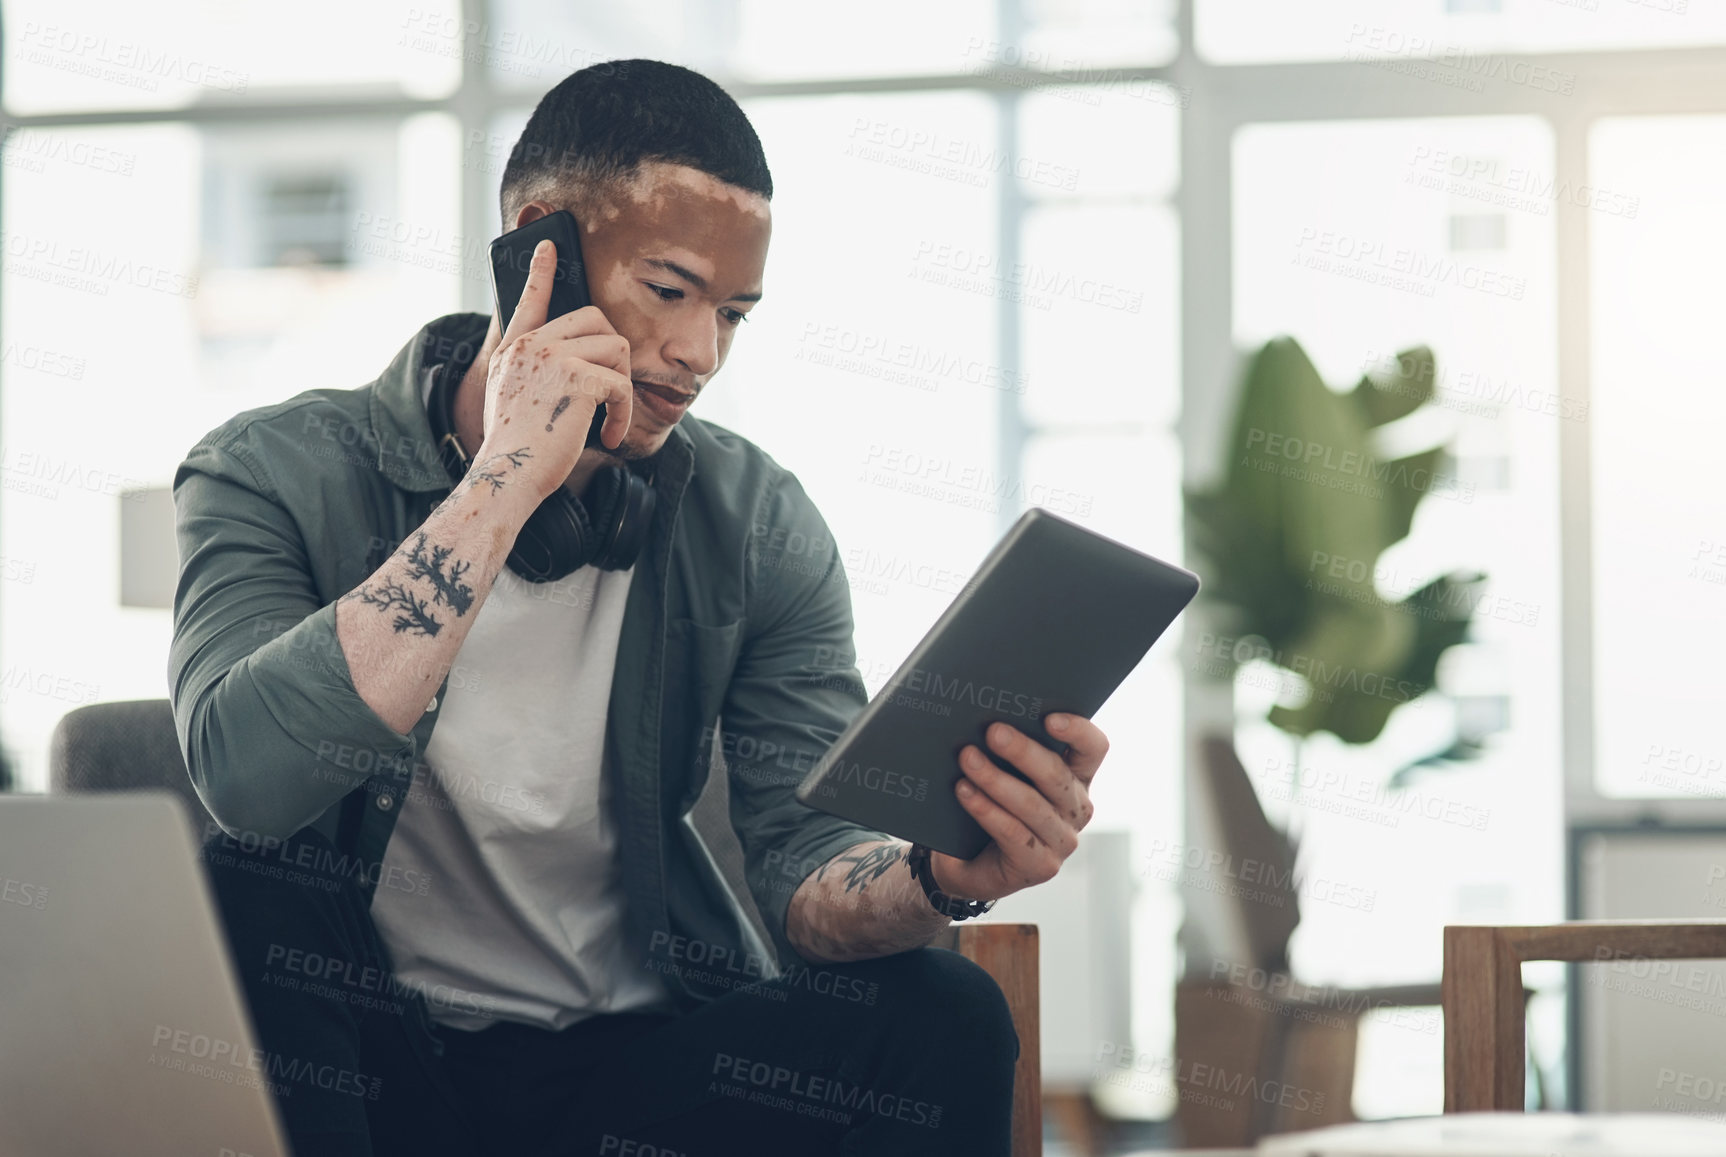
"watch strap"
906,842,995,921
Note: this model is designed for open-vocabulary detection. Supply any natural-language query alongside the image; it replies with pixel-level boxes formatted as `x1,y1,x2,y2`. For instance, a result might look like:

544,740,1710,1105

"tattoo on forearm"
349,578,443,636
340,531,478,638
545,396,571,432
337,440,524,638
402,532,475,615
817,843,905,894
790,840,950,963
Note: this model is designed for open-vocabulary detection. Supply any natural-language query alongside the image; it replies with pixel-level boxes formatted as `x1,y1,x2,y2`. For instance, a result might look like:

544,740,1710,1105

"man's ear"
513,200,556,230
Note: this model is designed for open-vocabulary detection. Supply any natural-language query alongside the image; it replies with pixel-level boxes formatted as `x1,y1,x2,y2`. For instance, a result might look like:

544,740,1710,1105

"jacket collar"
365,310,695,493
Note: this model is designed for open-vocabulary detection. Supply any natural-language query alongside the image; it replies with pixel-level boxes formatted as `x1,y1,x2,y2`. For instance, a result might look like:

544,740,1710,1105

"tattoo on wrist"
455,446,532,498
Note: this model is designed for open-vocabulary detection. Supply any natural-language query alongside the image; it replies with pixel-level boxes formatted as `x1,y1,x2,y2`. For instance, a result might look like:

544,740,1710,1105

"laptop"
0,791,291,1156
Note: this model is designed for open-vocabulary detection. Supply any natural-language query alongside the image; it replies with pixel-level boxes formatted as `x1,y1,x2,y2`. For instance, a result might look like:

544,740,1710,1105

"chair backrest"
49,699,218,838
1444,921,1726,1112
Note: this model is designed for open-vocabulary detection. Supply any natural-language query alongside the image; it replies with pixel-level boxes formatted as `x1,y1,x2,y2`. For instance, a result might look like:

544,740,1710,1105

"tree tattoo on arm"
340,441,529,637
454,446,532,498
402,532,475,616
341,531,478,637
351,577,444,636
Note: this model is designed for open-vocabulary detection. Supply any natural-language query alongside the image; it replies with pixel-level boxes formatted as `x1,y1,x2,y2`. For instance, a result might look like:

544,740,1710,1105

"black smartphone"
487,209,608,449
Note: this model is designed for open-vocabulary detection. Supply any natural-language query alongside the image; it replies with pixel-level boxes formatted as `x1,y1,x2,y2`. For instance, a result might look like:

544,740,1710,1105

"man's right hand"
480,237,634,502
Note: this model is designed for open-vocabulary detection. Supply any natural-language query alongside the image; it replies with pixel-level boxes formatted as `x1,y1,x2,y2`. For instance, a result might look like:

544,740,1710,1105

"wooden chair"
936,923,1041,1156
1443,920,1726,1111
51,700,1044,1157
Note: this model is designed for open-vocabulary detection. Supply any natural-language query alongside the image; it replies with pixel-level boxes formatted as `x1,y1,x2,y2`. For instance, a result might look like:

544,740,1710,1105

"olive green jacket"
167,310,888,996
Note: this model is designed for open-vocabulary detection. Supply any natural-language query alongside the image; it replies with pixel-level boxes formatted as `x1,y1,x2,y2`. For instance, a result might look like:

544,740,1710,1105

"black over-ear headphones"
425,359,657,582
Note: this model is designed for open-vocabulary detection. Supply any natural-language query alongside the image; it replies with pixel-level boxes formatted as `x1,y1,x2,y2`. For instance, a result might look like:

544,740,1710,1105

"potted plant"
1169,336,1483,1144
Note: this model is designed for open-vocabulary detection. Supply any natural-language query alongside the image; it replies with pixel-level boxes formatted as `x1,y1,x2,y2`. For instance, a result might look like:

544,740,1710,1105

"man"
169,59,1111,1156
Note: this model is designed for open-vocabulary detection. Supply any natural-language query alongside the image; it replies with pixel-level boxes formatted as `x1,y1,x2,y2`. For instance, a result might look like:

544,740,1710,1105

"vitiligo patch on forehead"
616,161,770,219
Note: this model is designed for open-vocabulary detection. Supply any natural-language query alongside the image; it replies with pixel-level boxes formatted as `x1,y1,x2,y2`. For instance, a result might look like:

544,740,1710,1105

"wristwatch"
906,842,995,921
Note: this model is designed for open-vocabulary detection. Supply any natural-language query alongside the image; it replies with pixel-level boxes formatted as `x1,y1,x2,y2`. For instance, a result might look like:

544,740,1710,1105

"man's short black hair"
499,58,772,229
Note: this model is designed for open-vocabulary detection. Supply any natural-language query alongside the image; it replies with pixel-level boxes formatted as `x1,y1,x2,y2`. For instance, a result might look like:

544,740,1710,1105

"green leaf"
1376,445,1448,550
1348,345,1435,428
1392,572,1481,690
1185,336,1484,755
1267,600,1412,740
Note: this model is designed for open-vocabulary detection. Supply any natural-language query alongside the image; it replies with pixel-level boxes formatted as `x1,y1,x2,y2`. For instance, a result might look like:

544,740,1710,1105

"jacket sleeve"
167,437,416,841
721,470,895,968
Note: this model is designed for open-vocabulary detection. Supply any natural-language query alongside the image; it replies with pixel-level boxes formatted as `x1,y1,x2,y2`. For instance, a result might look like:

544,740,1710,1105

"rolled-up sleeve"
167,438,415,841
721,470,894,967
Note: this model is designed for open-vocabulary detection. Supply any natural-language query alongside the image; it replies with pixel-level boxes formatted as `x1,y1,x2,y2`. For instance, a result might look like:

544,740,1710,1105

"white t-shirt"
369,559,674,1031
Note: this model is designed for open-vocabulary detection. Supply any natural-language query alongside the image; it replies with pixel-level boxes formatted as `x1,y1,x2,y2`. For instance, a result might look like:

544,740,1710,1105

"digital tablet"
795,507,1200,860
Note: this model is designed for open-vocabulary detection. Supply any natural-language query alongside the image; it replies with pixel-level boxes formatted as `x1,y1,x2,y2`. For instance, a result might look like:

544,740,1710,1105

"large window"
1588,116,1726,803
0,115,464,782
2,0,459,112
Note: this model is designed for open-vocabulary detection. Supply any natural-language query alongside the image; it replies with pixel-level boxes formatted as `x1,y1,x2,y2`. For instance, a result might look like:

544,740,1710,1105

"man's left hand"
930,713,1109,903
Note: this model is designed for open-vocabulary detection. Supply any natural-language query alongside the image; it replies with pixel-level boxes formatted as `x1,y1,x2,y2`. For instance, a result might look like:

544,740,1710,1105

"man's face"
515,161,771,458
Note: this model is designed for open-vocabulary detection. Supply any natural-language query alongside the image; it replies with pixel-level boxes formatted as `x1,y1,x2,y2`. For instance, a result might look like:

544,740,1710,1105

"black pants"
200,826,1018,1156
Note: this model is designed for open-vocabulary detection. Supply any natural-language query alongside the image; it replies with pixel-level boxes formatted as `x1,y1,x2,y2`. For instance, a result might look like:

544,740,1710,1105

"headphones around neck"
425,358,657,583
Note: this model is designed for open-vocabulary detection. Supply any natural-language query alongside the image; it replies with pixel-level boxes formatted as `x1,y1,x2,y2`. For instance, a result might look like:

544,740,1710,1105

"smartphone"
487,209,608,449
